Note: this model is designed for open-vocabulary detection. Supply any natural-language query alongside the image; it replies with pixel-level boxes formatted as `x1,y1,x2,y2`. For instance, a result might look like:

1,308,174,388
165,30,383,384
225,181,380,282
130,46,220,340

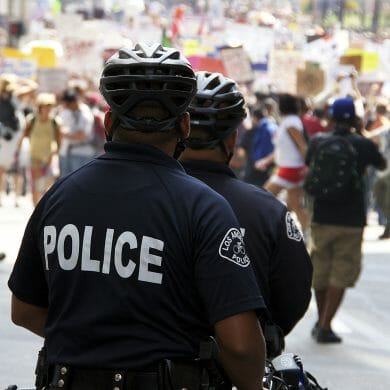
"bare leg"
0,166,5,205
287,187,309,232
13,172,20,207
319,286,345,330
314,289,326,323
264,180,283,196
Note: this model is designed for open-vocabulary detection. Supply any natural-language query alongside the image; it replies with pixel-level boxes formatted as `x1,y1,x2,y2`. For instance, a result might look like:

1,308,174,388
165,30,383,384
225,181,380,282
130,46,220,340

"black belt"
47,365,159,390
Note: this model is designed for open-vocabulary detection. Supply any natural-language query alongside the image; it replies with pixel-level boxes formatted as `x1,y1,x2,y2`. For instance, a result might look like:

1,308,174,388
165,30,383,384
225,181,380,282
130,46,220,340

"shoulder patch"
219,228,250,267
285,212,303,242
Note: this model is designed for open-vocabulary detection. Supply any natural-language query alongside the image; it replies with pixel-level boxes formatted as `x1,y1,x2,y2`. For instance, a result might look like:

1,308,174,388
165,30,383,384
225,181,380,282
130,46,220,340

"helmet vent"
118,50,131,59
219,84,233,94
205,78,220,90
166,82,193,92
105,67,127,77
106,82,124,91
136,81,164,91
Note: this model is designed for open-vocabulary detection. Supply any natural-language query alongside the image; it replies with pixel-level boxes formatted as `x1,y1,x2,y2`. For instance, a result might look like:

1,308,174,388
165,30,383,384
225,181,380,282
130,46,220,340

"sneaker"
316,328,342,343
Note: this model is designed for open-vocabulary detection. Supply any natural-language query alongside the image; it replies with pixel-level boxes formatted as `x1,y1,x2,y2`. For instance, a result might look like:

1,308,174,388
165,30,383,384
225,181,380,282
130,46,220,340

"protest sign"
270,50,304,93
0,56,37,79
37,68,68,94
219,46,254,83
297,67,325,96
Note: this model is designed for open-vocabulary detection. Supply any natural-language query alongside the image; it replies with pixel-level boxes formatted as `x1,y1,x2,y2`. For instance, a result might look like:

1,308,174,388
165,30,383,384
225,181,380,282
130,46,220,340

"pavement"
0,192,389,389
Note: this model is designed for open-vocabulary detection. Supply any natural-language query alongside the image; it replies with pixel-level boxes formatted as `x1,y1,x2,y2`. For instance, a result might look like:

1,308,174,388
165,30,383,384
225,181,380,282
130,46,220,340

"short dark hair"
62,89,78,103
250,105,268,120
278,93,300,115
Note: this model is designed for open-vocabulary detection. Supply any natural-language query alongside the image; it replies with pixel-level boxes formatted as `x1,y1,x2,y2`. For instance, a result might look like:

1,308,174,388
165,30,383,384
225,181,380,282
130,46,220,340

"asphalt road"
0,193,389,389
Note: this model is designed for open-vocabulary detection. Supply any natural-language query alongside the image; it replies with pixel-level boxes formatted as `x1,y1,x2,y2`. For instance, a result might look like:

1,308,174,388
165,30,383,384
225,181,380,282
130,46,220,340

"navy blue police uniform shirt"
8,142,265,369
182,160,312,335
306,131,386,227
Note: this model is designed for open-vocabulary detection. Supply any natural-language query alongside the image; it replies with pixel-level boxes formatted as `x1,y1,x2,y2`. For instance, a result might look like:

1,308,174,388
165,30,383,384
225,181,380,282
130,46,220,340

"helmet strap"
173,138,186,159
219,139,233,165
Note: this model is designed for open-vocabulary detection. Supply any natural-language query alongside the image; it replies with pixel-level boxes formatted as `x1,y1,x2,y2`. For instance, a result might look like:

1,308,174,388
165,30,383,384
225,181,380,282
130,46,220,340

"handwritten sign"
219,46,254,83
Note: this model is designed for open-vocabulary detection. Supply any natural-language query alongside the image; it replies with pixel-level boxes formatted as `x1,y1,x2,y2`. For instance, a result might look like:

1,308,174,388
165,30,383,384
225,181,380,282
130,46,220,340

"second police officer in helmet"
181,71,313,352
8,44,267,390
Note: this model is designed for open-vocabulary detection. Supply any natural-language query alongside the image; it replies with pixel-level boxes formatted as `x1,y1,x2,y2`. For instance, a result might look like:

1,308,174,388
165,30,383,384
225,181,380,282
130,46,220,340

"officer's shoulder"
179,171,230,202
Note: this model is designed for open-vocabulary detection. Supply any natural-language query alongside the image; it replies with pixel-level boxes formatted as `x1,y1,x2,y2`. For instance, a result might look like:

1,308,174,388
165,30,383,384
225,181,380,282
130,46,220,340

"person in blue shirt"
238,105,277,187
8,44,266,390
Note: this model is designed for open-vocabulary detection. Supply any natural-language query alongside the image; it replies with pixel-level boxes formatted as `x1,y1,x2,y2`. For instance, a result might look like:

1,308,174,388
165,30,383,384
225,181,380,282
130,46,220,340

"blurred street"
0,192,389,389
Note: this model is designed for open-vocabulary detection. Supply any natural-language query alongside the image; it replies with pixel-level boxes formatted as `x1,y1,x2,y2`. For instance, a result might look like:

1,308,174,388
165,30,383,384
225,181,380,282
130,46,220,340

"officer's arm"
11,294,47,337
215,310,265,390
269,212,313,335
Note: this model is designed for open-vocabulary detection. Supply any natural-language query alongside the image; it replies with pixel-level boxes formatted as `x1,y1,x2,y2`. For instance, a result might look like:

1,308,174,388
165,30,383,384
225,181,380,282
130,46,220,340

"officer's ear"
104,110,114,141
178,112,190,139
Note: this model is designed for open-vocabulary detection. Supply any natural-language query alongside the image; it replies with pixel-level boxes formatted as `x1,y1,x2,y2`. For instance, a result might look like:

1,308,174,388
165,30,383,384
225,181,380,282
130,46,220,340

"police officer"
181,71,313,340
8,44,266,390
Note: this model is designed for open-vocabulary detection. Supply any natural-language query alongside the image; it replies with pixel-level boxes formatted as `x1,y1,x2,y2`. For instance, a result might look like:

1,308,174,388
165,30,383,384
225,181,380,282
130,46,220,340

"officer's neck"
113,132,178,158
180,148,227,164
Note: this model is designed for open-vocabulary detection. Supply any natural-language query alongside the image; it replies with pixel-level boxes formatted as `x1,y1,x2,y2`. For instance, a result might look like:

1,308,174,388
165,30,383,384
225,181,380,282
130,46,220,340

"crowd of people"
1,40,389,389
233,79,389,242
0,74,107,208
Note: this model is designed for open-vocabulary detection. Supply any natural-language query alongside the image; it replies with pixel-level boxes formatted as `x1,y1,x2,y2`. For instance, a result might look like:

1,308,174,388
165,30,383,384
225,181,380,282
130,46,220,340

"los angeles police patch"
285,212,303,242
219,228,250,267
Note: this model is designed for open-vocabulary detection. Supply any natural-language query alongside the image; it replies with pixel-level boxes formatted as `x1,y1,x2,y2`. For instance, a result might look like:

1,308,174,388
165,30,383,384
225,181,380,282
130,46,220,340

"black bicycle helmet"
99,42,197,132
186,71,246,149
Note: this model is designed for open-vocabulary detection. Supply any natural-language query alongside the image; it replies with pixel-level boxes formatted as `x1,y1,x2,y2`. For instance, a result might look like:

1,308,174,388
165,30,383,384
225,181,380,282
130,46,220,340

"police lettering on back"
43,225,164,284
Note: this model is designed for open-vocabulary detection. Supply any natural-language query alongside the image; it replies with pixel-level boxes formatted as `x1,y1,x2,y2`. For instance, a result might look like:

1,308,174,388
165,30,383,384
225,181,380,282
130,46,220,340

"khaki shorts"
310,224,364,289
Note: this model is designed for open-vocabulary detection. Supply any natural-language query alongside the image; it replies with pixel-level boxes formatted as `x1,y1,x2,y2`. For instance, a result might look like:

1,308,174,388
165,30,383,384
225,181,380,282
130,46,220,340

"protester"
181,71,313,348
15,93,62,206
58,89,94,176
369,113,390,239
305,97,387,343
299,97,328,138
84,91,107,155
0,74,25,207
8,43,266,390
237,104,277,187
264,93,309,236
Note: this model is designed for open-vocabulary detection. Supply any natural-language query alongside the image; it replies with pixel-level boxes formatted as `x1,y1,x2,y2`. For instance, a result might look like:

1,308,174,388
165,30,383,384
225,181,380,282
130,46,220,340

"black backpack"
304,134,362,202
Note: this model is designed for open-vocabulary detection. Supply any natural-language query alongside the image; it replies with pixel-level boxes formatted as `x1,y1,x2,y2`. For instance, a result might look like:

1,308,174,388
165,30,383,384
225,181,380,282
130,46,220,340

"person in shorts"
307,98,386,343
264,93,309,235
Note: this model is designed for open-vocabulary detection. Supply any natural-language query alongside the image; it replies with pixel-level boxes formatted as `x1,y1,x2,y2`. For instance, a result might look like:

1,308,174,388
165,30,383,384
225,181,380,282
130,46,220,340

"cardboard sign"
296,67,325,96
340,50,379,73
219,46,254,83
37,68,68,94
270,50,304,93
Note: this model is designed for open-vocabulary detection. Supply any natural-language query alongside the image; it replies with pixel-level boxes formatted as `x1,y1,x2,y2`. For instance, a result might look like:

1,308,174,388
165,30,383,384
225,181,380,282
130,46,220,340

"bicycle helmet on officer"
99,42,197,157
185,71,246,162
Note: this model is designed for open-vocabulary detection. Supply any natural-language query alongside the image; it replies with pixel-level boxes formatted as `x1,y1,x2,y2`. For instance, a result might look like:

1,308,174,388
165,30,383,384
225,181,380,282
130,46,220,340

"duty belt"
44,365,159,390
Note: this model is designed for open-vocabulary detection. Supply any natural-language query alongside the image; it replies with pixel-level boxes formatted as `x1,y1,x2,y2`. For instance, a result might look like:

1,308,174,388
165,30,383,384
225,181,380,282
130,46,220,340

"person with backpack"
305,97,387,343
15,93,62,206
